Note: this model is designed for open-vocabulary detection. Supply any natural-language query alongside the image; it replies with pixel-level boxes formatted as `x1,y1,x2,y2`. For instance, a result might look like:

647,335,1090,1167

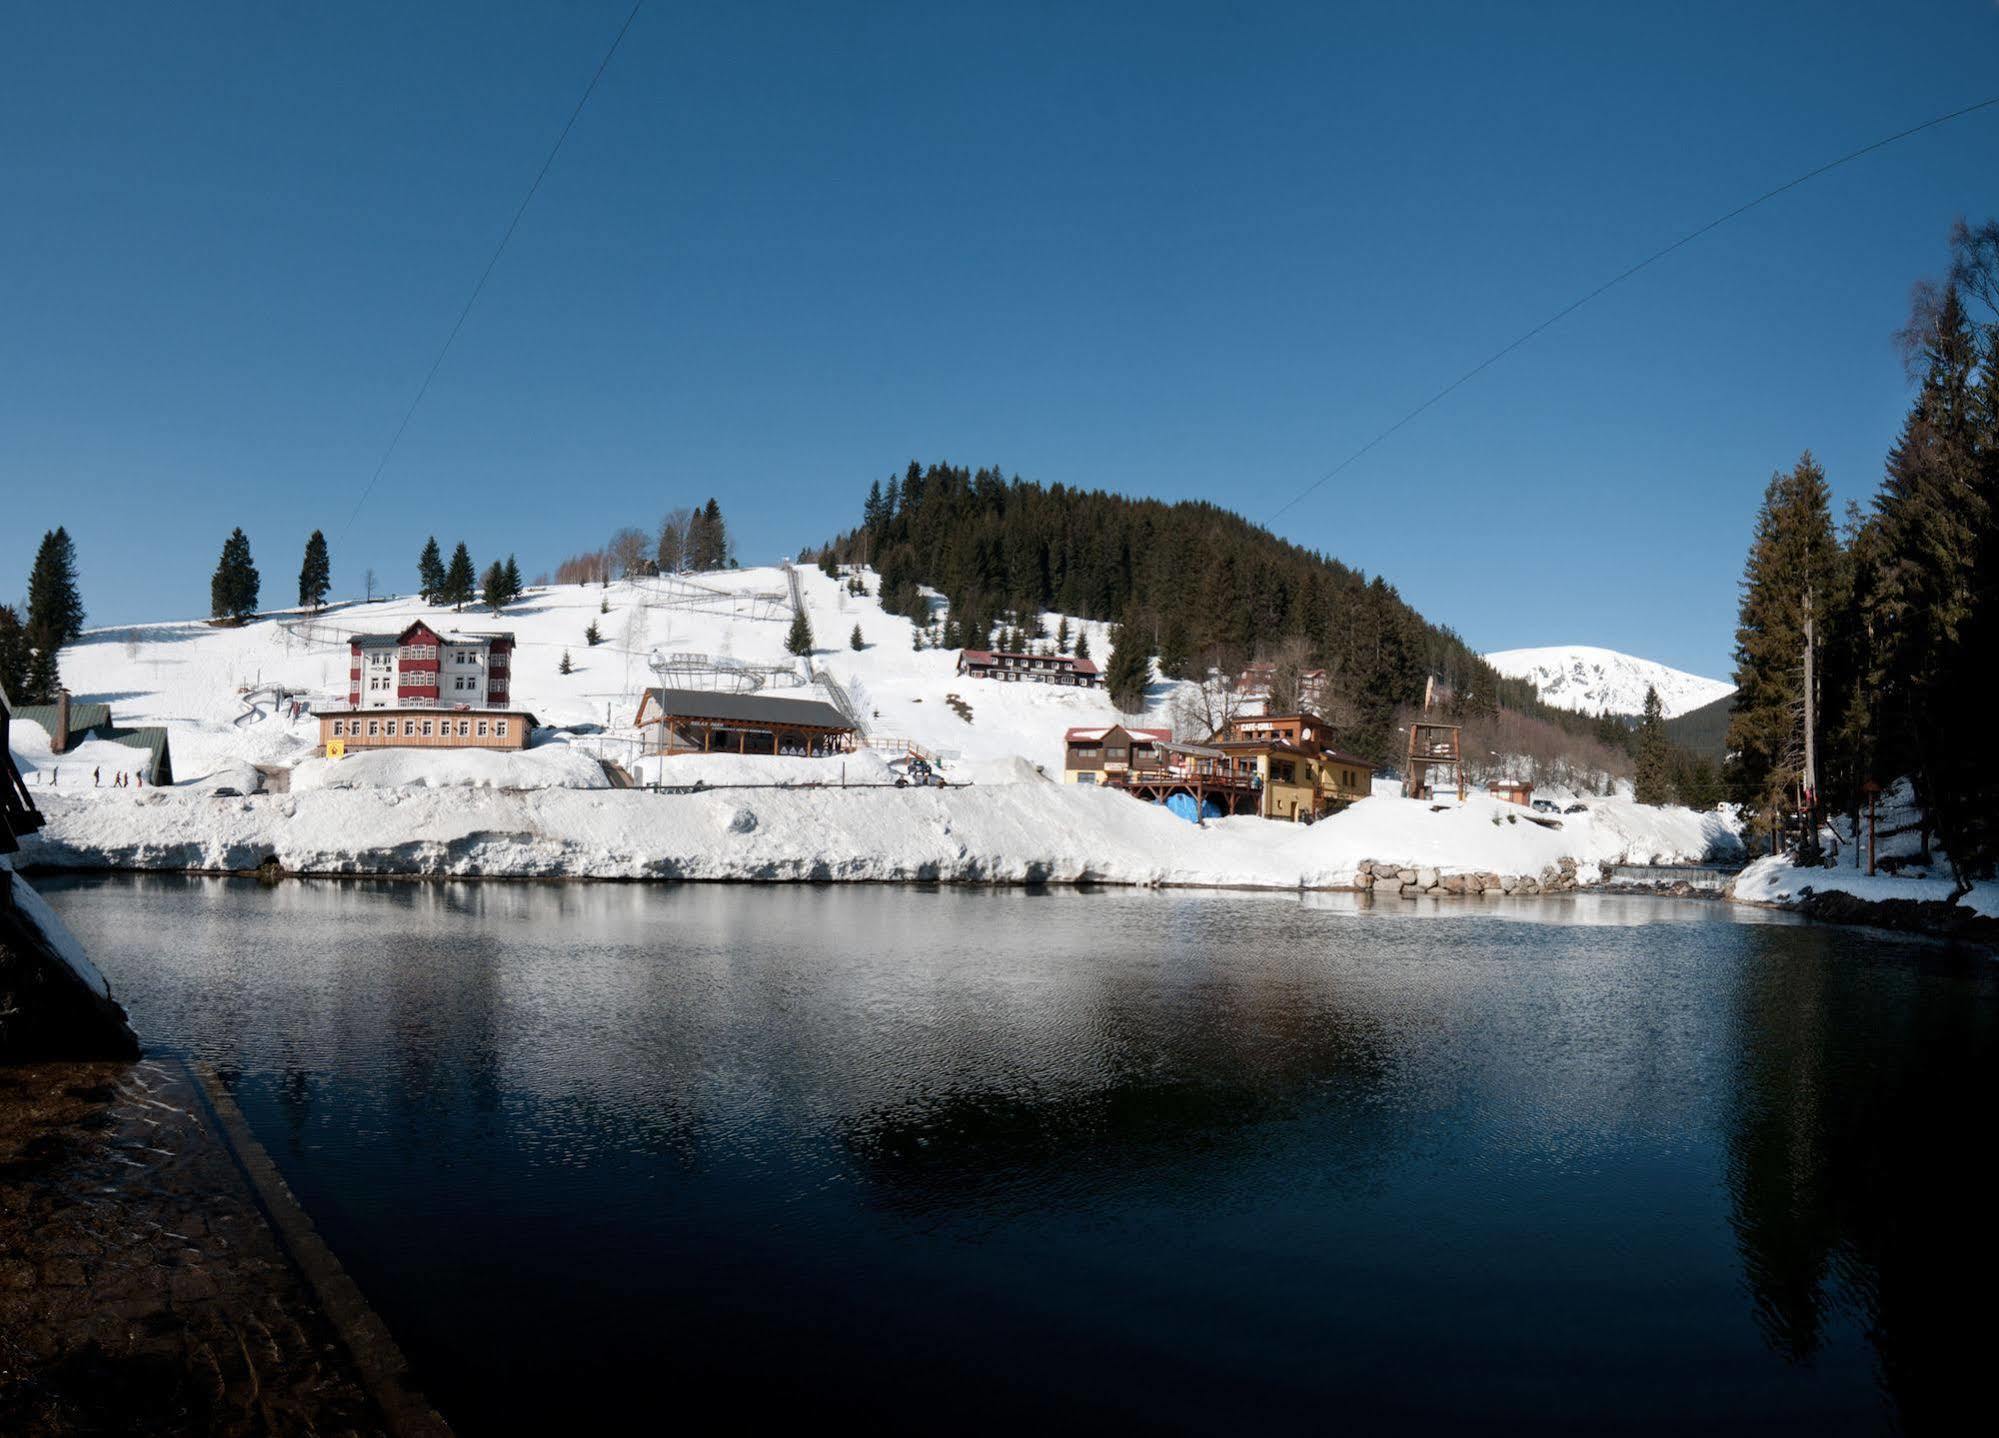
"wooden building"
1487,780,1532,807
319,708,538,753
1078,710,1372,822
634,687,855,757
1062,725,1172,784
956,650,1102,687
12,690,176,785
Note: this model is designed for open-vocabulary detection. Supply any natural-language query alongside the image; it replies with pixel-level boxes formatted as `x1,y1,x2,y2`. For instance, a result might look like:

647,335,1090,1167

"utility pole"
1800,587,1817,848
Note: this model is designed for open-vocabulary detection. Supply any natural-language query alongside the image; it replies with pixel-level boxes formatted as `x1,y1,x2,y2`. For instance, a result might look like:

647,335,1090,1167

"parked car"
1531,798,1561,814
1564,803,1590,814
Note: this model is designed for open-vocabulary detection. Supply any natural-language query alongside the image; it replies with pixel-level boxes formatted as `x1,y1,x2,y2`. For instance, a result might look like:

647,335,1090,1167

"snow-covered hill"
1483,645,1732,719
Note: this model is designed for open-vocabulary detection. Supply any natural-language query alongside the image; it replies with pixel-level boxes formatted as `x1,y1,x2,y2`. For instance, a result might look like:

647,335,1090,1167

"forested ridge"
815,462,1615,765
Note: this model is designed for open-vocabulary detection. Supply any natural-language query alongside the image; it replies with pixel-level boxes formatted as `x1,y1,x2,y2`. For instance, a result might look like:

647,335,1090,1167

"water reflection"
1725,928,1999,1430
35,874,1985,1433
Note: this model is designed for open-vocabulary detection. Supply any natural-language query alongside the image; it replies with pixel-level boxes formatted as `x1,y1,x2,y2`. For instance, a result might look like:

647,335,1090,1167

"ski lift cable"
1265,93,1999,526
340,1,648,540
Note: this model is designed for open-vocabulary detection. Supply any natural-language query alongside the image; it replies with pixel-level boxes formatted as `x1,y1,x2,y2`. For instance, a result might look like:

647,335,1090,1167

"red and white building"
955,649,1102,687
347,622,515,711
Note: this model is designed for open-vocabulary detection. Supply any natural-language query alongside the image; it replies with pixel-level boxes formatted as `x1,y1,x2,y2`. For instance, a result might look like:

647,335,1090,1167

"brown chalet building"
316,620,536,753
956,649,1102,687
1067,709,1372,822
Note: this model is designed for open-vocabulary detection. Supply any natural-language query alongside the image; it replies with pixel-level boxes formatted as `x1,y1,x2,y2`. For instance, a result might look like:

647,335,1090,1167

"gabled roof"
1064,724,1170,744
959,649,1098,675
637,687,854,731
353,622,514,648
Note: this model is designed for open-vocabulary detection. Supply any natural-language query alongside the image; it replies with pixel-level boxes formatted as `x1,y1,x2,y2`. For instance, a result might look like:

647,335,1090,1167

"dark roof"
640,687,854,731
12,702,113,741
958,649,1099,676
319,707,540,724
352,623,515,648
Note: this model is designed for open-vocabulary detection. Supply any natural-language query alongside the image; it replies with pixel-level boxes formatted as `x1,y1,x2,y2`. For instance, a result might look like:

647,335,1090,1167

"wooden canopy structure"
635,687,855,758
1404,721,1466,801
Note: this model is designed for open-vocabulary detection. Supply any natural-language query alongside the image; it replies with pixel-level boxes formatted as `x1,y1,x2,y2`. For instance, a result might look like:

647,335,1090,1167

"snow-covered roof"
353,622,514,649
1064,725,1170,744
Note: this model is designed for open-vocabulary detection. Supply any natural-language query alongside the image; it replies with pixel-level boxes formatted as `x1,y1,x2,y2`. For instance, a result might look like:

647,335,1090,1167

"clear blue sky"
5,1,1996,678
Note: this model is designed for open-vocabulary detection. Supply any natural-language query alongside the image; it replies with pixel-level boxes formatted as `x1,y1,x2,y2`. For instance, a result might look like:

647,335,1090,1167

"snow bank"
633,749,898,788
1732,853,1997,916
16,784,1738,888
292,744,608,792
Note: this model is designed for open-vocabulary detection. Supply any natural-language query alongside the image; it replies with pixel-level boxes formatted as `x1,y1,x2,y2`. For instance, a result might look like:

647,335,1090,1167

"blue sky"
4,1,1996,677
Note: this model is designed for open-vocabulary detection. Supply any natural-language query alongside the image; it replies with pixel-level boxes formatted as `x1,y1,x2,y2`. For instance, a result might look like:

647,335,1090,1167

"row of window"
331,717,508,739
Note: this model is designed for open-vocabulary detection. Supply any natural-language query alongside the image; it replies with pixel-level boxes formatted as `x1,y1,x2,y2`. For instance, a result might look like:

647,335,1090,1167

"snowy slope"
21,566,1135,787
1483,645,1732,719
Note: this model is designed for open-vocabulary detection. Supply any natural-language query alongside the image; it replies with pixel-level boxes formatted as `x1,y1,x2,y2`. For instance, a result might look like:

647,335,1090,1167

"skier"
94,766,101,786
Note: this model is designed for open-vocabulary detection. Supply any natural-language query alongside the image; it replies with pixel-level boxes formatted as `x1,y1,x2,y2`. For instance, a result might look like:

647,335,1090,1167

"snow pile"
1484,645,1732,718
633,749,898,788
291,744,609,792
17,784,1738,888
1732,853,1997,919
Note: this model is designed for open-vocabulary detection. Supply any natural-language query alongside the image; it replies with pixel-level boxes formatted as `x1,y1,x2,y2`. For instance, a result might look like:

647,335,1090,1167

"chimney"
53,689,71,754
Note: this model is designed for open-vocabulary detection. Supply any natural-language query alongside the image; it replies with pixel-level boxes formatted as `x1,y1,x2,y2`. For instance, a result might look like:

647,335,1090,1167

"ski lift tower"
1402,676,1467,801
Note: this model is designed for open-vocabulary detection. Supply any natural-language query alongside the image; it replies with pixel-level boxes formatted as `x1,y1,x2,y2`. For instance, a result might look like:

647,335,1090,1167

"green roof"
11,702,113,741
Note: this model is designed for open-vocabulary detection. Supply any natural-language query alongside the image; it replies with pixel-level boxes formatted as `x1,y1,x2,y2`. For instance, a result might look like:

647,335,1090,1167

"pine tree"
1073,629,1090,662
0,604,31,700
1871,287,1987,880
418,536,445,603
503,554,523,600
786,608,814,656
210,528,261,623
585,620,602,647
1055,616,1071,654
481,560,507,613
1633,686,1673,805
442,543,476,610
22,640,60,705
25,527,85,647
1726,454,1840,816
298,530,331,611
863,479,885,535
1105,610,1151,712
559,649,574,675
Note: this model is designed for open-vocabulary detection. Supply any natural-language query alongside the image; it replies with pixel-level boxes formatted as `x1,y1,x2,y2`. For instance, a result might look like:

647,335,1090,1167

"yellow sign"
326,739,346,760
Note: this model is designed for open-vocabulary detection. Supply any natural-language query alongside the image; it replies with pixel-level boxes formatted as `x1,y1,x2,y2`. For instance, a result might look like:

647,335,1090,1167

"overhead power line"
1264,93,1999,526
341,0,648,538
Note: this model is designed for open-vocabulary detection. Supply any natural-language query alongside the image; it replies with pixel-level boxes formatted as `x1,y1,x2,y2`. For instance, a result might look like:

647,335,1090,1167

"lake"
36,876,1999,1433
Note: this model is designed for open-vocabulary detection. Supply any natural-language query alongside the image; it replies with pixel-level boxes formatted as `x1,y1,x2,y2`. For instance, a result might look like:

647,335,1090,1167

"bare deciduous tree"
607,527,651,579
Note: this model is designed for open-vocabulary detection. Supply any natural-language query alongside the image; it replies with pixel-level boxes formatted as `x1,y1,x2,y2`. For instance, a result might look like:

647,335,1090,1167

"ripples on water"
38,876,1999,1434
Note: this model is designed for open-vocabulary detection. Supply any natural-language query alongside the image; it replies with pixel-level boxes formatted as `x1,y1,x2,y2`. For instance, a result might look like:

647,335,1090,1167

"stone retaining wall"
1352,857,1583,897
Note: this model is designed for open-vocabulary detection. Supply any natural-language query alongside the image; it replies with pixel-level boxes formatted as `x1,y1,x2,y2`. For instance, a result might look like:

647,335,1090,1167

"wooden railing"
1,691,46,853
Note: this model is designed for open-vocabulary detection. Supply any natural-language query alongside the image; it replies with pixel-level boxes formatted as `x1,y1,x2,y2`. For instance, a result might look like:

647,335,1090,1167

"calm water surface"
38,877,1999,1434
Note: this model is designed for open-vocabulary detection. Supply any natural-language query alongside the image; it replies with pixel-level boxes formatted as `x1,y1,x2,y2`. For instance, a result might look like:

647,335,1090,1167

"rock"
1399,882,1420,898
1441,874,1468,894
725,807,758,834
1499,874,1518,893
1417,867,1439,889
1397,867,1418,883
1357,859,1375,877
1519,877,1540,894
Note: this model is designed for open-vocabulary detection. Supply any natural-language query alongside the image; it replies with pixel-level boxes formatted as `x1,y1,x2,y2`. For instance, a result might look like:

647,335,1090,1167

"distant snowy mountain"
1483,645,1733,719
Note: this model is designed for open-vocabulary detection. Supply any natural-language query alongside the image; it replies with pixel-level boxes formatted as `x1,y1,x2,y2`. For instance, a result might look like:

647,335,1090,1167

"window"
458,720,470,737
366,720,379,737
403,720,416,736
476,720,489,737
331,720,344,736
421,720,433,737
495,720,508,737
1070,745,1101,760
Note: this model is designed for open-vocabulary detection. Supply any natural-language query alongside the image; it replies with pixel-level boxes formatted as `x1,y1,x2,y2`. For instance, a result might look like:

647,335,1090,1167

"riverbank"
1731,854,1999,948
15,783,1740,890
0,1057,448,1436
